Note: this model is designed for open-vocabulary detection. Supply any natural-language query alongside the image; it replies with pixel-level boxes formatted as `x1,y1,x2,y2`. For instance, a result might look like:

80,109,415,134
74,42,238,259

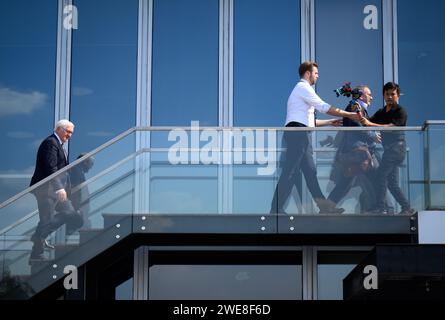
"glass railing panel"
0,130,136,230
0,152,136,299
78,157,136,229
147,127,424,215
404,130,425,212
0,192,37,236
0,125,434,298
0,175,32,207
0,215,132,299
148,128,221,214
427,123,445,209
0,130,138,299
149,153,219,214
267,128,424,215
233,163,277,214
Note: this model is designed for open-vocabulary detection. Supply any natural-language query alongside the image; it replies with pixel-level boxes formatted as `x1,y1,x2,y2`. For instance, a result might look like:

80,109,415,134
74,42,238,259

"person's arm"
360,118,394,127
301,85,360,122
326,106,360,122
316,119,342,127
361,108,394,127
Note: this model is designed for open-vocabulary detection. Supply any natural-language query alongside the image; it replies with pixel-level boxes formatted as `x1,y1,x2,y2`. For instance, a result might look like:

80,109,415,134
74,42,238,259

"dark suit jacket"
341,102,376,152
30,134,70,195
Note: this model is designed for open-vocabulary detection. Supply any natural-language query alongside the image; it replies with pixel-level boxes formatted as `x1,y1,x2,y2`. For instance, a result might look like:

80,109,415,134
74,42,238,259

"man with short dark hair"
29,119,83,262
360,82,415,214
270,61,360,214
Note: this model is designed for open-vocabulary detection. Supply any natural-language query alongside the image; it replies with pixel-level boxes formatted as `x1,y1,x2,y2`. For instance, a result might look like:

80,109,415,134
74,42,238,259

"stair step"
102,213,132,229
78,229,103,245
54,243,79,260
30,258,54,275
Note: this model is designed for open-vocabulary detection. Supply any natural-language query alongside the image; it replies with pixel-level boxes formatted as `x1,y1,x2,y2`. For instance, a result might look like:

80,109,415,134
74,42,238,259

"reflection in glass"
150,162,218,214
0,0,57,202
428,125,445,208
115,277,133,300
315,0,383,118
234,0,300,126
317,264,355,300
149,265,302,300
151,0,219,126
398,1,445,124
317,251,368,300
70,0,138,159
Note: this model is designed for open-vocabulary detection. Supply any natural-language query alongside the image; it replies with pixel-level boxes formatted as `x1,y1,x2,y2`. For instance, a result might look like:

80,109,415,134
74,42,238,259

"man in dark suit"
29,119,83,262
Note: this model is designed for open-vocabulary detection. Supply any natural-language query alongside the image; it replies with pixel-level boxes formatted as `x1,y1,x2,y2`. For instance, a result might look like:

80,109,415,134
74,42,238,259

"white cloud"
6,131,35,139
1,166,35,175
72,86,94,96
0,87,47,117
87,131,114,137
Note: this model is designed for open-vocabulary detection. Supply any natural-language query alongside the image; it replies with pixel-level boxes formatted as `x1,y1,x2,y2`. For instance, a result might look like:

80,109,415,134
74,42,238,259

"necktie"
62,144,68,160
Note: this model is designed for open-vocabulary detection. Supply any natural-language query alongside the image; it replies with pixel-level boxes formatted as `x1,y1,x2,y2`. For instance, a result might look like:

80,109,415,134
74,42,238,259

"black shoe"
399,208,416,215
43,239,55,250
321,207,345,214
316,198,344,214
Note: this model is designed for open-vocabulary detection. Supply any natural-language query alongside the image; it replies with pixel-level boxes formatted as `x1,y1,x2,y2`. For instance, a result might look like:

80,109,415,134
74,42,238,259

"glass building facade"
1,0,444,300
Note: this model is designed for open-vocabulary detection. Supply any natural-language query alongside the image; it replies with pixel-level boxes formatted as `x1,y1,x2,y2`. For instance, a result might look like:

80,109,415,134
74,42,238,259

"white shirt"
54,131,67,160
54,131,63,146
285,79,331,127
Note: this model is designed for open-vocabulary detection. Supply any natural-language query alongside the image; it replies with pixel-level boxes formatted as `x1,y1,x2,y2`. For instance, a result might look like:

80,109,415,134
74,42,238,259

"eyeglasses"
62,127,74,135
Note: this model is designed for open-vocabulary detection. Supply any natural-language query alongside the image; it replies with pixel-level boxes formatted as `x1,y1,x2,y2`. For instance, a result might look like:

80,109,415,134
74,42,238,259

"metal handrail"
0,210,38,236
135,126,423,131
423,120,445,125
0,123,437,210
0,151,141,235
0,127,136,210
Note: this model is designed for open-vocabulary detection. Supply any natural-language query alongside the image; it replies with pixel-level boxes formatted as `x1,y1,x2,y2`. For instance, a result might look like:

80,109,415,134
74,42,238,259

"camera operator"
360,82,415,215
327,85,382,212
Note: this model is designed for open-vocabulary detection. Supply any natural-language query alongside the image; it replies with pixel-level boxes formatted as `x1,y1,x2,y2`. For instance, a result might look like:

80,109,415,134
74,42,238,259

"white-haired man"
29,119,83,262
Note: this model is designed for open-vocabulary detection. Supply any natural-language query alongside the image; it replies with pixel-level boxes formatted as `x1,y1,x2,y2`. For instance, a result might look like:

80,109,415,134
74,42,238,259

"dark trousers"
271,122,324,213
375,141,410,210
31,190,83,255
328,173,377,213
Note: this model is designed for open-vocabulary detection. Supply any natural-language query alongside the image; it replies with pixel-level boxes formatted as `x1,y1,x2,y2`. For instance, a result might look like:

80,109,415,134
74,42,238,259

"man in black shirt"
360,82,415,214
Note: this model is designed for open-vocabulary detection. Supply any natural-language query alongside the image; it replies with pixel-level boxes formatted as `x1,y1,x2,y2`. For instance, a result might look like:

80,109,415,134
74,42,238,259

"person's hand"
330,119,343,127
56,189,68,202
360,118,371,126
349,112,360,122
374,132,382,143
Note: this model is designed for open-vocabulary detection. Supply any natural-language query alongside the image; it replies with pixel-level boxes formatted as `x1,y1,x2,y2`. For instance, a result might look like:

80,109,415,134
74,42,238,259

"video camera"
334,82,362,100
334,82,364,122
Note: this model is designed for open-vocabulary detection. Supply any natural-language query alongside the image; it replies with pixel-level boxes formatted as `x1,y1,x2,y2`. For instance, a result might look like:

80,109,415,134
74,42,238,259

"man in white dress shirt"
270,61,360,214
